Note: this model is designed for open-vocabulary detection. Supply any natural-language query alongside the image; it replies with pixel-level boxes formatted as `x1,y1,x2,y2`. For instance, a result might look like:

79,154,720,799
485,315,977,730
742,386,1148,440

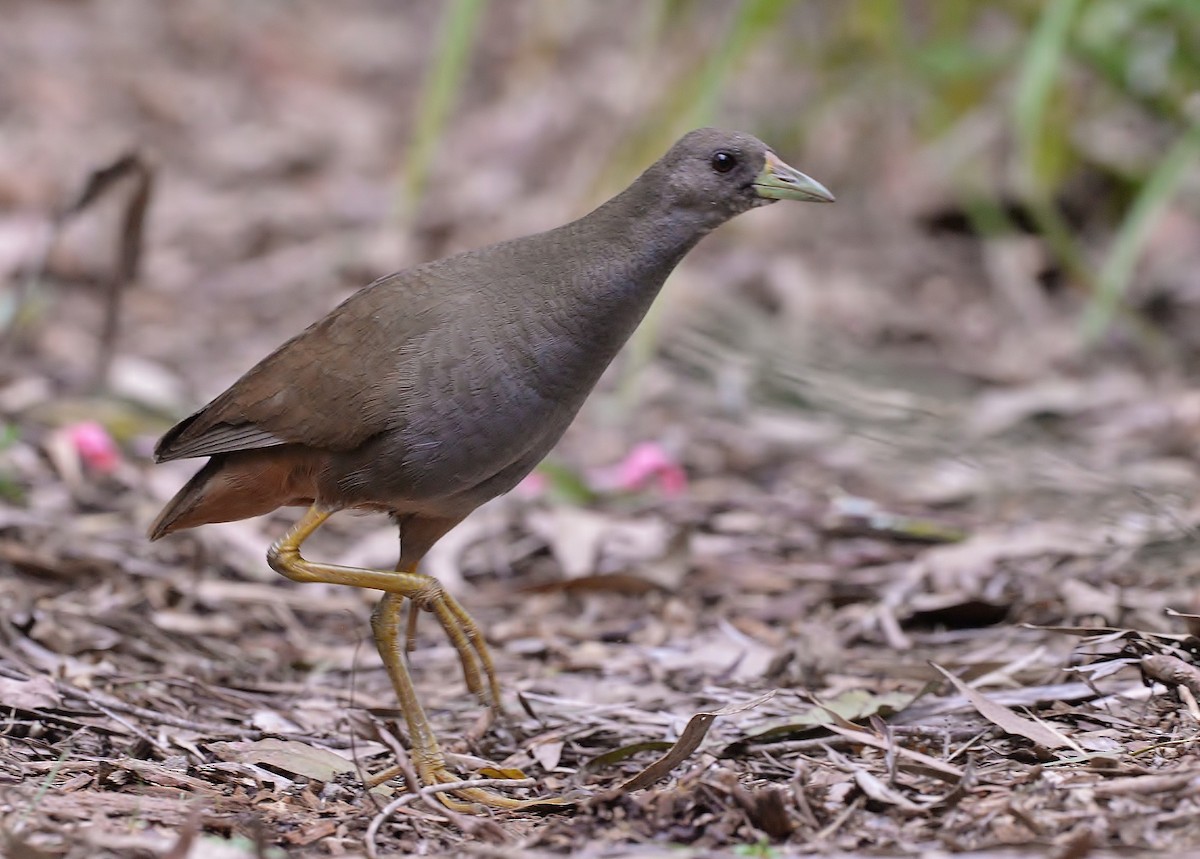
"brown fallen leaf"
741,688,918,743
0,674,59,709
523,572,667,596
1141,654,1200,697
721,773,794,839
116,759,217,793
584,741,675,772
208,738,356,782
1088,770,1200,797
852,766,924,812
931,663,1076,752
531,739,565,771
618,690,776,793
284,820,339,847
822,723,965,784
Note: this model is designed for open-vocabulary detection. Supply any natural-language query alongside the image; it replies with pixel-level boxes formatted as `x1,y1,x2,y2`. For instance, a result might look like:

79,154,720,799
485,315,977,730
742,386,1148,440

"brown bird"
149,128,833,810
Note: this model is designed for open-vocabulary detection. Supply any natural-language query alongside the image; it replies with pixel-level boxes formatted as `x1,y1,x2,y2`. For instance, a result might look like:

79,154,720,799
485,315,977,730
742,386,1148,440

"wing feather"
154,271,455,462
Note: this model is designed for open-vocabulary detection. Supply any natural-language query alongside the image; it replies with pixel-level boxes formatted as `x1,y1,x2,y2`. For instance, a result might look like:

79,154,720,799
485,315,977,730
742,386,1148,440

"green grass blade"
1083,121,1200,340
616,0,792,410
398,0,487,217
1013,0,1081,190
685,0,792,129
1011,0,1097,294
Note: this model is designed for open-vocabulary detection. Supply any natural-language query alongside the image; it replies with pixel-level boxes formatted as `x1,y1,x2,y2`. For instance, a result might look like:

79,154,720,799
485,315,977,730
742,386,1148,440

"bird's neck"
499,176,711,402
561,171,710,317
588,162,716,260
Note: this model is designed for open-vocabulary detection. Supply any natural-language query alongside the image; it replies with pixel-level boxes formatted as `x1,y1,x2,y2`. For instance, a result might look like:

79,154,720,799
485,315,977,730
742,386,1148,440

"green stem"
398,0,487,218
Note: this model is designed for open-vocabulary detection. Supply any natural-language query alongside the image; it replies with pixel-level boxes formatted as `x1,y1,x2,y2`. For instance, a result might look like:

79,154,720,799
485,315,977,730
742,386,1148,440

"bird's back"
153,205,689,523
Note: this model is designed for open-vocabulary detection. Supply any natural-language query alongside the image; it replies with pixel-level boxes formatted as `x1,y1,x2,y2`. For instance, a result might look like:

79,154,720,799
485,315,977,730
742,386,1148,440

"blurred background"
4,1,1200,855
4,0,1200,480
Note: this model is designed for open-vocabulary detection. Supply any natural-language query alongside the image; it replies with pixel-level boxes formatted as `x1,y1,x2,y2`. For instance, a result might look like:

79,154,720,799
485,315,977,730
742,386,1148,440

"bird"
148,127,833,811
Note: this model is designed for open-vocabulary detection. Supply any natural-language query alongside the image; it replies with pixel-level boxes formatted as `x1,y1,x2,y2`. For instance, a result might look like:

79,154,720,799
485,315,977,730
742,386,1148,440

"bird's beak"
753,152,835,203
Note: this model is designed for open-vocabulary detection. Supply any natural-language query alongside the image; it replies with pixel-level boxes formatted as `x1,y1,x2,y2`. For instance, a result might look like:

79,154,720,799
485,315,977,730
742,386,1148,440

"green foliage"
850,2,1195,339
775,1,1197,340
1011,0,1096,290
531,460,598,506
0,422,23,504
399,0,487,217
402,0,1198,350
682,0,794,131
1085,120,1200,338
734,840,780,858
1015,0,1083,193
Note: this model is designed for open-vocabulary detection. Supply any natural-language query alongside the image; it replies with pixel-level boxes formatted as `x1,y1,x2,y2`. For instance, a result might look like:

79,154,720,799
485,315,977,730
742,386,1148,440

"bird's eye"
710,151,737,173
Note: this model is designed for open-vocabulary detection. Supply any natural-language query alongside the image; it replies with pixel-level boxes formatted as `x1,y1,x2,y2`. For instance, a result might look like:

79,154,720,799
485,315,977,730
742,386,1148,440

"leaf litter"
4,2,1200,857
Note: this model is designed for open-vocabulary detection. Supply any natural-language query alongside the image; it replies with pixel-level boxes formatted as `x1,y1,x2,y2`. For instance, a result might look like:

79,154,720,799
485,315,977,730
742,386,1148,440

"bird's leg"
396,577,498,723
268,508,501,709
368,593,540,811
404,597,421,655
267,506,558,810
387,561,496,709
392,559,496,754
393,514,503,714
411,572,502,712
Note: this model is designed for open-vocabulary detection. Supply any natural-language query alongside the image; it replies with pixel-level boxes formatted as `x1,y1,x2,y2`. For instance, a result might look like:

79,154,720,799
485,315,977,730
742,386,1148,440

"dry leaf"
531,739,564,771
931,663,1075,751
619,691,776,793
209,739,356,782
822,723,964,784
0,675,59,709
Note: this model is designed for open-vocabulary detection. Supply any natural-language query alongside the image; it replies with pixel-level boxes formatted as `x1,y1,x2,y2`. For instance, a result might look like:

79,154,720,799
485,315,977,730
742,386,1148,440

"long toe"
420,762,575,813
424,587,502,711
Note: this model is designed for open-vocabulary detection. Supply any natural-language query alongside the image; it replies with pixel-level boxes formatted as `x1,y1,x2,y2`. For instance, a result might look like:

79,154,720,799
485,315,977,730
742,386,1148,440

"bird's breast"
330,246,679,512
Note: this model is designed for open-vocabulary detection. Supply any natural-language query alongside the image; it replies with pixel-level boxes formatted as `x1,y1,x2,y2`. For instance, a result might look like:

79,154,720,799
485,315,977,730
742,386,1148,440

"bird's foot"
407,577,503,713
422,759,573,812
366,759,573,813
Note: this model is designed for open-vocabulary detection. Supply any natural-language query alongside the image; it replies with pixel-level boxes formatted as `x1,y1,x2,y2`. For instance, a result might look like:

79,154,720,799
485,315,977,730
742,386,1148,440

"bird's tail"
148,449,314,540
148,458,225,540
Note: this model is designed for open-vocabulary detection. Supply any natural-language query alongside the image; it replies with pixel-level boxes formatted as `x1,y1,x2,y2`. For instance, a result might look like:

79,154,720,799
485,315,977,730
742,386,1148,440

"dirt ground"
5,2,1200,857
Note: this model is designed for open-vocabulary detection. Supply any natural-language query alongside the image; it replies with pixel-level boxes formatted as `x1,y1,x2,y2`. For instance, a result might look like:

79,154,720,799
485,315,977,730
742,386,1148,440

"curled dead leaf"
931,663,1078,752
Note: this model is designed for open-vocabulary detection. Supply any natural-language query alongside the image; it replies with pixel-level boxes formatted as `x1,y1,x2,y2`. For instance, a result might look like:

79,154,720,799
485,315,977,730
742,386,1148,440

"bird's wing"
154,271,455,462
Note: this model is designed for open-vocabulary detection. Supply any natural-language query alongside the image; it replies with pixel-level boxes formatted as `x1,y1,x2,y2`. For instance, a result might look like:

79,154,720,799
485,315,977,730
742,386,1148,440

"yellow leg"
267,505,561,811
268,506,500,709
405,598,421,655
397,586,499,709
370,593,549,811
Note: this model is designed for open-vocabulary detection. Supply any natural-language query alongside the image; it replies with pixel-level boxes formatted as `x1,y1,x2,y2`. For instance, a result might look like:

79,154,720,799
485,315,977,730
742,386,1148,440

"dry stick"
160,806,204,859
812,793,865,844
366,778,526,849
344,630,387,813
0,152,154,390
364,720,415,790
60,684,333,743
1179,684,1200,722
91,702,167,754
366,725,512,855
789,761,821,829
93,155,153,388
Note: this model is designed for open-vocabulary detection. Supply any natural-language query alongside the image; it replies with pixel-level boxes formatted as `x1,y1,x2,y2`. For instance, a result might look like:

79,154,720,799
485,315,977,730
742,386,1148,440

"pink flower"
515,471,548,498
66,420,121,473
591,442,687,497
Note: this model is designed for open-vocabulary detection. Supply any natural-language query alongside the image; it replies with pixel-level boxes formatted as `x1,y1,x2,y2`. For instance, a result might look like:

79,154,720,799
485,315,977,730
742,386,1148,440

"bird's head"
652,127,834,229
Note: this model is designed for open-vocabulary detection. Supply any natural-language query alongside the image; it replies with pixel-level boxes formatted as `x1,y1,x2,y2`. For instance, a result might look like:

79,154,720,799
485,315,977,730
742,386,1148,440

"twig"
0,152,154,390
92,703,168,754
345,631,386,813
365,777,525,856
91,154,153,388
812,793,865,844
